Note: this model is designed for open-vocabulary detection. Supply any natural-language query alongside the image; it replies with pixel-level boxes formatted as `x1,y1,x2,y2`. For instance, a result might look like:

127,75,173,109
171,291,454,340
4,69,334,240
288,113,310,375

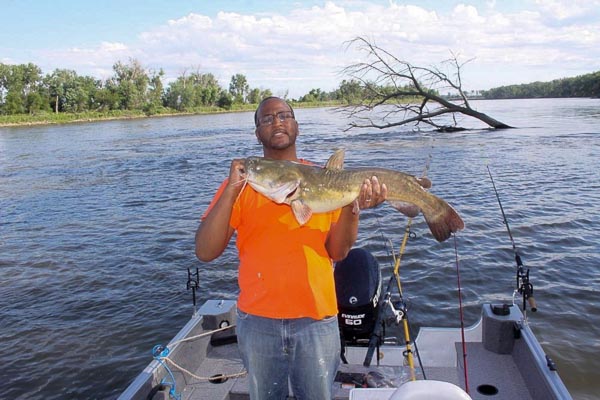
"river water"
1,98,598,399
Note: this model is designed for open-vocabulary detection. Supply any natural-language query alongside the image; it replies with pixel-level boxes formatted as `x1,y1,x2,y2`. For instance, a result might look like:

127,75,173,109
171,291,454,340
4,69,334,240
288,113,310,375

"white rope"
168,323,236,347
163,358,247,382
157,323,248,382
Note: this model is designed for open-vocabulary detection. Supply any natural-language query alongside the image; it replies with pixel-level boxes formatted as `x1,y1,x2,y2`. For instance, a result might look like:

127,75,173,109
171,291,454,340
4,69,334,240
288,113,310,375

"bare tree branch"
339,37,512,132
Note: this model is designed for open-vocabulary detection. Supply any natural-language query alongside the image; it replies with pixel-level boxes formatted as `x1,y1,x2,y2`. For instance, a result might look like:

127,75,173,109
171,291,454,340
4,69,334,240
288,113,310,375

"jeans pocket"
311,315,339,337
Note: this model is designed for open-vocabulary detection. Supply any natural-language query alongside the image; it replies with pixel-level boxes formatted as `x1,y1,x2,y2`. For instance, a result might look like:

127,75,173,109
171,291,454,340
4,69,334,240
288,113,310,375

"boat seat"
390,380,472,400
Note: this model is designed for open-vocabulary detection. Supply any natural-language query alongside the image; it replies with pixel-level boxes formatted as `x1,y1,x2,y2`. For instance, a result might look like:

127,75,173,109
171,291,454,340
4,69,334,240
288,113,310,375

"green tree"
480,70,600,99
247,88,273,104
247,88,261,104
20,63,44,96
0,63,10,105
164,76,190,110
50,70,102,112
45,69,70,113
191,72,221,106
25,91,47,114
338,80,363,103
145,69,165,114
262,89,273,100
229,74,249,104
0,63,46,115
3,90,25,114
78,75,102,111
164,69,223,110
94,82,121,111
107,59,150,110
300,88,332,102
217,91,233,109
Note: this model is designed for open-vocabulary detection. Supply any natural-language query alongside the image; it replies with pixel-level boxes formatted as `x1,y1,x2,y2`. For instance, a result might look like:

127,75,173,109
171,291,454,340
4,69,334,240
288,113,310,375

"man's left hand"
357,176,387,210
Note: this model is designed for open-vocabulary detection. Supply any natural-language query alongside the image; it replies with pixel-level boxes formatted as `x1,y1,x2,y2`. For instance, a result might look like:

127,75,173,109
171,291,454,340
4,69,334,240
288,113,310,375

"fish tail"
423,202,465,242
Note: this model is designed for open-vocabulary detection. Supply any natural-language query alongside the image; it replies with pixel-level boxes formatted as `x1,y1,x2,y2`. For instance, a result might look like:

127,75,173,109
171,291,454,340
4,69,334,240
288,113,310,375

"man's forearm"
195,186,238,261
325,204,359,261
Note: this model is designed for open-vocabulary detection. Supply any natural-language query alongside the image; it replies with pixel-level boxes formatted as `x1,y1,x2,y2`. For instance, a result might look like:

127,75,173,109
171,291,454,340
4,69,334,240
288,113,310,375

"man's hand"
227,158,247,196
356,176,387,210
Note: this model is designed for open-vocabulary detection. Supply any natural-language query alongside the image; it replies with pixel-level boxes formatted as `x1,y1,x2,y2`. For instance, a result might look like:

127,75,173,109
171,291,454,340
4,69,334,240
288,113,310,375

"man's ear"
255,128,261,145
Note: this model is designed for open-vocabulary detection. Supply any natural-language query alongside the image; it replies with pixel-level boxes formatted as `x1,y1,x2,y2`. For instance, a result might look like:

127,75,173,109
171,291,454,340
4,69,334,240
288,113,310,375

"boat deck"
119,300,570,400
166,340,532,400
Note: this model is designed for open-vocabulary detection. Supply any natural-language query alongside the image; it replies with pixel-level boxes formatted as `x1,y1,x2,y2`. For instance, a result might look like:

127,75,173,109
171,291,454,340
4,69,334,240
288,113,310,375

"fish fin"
387,200,420,218
291,199,313,225
325,149,345,170
268,180,300,203
423,202,465,242
416,177,432,189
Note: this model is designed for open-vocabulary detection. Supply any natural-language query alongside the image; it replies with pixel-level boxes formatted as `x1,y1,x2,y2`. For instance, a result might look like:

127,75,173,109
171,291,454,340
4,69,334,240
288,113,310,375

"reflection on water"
1,98,599,399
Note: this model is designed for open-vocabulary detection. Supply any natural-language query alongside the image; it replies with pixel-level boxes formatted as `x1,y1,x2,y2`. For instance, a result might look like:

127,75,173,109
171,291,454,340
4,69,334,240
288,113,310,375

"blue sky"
2,0,600,98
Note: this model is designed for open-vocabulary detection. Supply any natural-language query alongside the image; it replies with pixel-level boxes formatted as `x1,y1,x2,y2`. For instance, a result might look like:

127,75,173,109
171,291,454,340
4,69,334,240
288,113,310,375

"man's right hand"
226,158,247,197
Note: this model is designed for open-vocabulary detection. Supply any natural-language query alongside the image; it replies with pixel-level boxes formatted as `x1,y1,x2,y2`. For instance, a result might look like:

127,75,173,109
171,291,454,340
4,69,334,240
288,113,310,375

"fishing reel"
187,267,200,313
384,298,406,326
515,256,537,312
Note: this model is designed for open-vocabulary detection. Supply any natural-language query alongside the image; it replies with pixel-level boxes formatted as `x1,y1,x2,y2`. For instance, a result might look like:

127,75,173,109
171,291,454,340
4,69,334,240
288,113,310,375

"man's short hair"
254,97,295,127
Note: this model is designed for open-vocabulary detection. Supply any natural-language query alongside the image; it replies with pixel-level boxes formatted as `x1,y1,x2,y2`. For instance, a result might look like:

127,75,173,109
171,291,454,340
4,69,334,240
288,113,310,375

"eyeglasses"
257,111,295,126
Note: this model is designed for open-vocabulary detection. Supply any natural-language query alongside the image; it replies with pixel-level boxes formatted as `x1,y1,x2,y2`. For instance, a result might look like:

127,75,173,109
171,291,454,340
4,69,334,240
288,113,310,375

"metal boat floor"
176,341,531,400
119,301,570,400
457,342,531,400
177,342,245,400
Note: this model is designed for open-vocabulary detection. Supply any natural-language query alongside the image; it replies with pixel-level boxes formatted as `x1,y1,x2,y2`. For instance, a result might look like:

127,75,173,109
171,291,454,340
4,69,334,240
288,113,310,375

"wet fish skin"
242,150,464,242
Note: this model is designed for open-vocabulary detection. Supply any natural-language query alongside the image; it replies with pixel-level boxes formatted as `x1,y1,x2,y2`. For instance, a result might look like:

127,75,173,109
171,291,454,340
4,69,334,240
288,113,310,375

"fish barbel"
242,149,464,242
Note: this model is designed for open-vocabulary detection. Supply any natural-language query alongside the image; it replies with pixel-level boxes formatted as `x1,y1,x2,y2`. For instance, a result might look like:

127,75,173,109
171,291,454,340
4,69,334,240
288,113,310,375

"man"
195,97,386,399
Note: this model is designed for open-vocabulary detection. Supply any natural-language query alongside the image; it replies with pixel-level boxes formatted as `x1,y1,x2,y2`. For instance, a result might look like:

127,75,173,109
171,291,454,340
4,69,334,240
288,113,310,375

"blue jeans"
236,309,341,400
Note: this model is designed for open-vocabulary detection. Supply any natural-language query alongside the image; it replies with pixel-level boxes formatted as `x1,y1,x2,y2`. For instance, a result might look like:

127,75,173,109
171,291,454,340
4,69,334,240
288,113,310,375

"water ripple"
1,98,599,399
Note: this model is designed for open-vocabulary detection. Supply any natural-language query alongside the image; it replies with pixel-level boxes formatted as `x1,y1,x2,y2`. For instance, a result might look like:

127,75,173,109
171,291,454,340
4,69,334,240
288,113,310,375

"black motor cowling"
334,248,382,343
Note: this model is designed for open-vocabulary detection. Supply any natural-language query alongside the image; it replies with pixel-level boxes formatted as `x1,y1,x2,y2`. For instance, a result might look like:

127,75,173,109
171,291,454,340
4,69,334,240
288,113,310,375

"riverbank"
0,107,241,128
0,101,341,128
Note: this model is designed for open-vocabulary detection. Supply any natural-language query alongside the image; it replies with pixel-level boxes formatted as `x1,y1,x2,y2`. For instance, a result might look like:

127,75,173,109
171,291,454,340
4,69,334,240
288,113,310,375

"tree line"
0,59,367,117
2,57,597,119
480,71,600,99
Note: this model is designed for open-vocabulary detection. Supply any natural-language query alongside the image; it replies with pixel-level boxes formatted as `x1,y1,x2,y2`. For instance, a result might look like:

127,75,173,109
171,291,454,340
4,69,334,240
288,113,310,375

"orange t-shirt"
202,165,342,320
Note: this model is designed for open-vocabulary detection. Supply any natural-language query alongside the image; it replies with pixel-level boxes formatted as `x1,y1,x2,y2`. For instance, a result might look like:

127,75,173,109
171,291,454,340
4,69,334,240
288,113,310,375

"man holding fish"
195,96,388,400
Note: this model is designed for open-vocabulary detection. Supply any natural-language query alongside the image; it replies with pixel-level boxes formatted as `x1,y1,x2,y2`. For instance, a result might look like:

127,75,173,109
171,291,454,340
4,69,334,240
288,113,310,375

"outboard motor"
334,248,382,344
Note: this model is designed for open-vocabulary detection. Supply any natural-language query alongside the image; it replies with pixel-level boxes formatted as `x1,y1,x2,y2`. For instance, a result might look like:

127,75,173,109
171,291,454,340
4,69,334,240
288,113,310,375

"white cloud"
98,42,128,52
534,0,600,21
19,1,600,96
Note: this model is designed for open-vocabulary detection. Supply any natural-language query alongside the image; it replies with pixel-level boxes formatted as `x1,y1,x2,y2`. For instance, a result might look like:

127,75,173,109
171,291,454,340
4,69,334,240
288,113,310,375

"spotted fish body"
243,149,464,242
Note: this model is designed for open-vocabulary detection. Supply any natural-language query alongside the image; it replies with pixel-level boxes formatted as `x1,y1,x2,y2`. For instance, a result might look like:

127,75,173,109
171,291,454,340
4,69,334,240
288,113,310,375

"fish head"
243,157,302,204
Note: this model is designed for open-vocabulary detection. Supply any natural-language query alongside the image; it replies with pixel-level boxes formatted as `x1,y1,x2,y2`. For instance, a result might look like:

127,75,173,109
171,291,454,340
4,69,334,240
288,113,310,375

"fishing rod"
363,221,421,375
364,155,432,380
388,155,433,380
390,220,419,380
453,234,469,394
486,166,537,313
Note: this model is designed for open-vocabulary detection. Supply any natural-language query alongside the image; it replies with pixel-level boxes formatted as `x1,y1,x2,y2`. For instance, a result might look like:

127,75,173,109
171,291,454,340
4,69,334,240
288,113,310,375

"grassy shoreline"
0,107,245,128
0,101,342,128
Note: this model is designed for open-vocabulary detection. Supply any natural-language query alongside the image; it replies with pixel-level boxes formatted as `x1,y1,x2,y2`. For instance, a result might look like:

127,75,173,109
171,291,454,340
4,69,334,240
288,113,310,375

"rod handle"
527,296,538,312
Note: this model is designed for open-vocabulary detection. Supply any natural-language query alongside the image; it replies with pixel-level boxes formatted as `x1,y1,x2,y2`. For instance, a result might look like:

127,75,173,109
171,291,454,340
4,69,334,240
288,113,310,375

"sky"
2,0,600,98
